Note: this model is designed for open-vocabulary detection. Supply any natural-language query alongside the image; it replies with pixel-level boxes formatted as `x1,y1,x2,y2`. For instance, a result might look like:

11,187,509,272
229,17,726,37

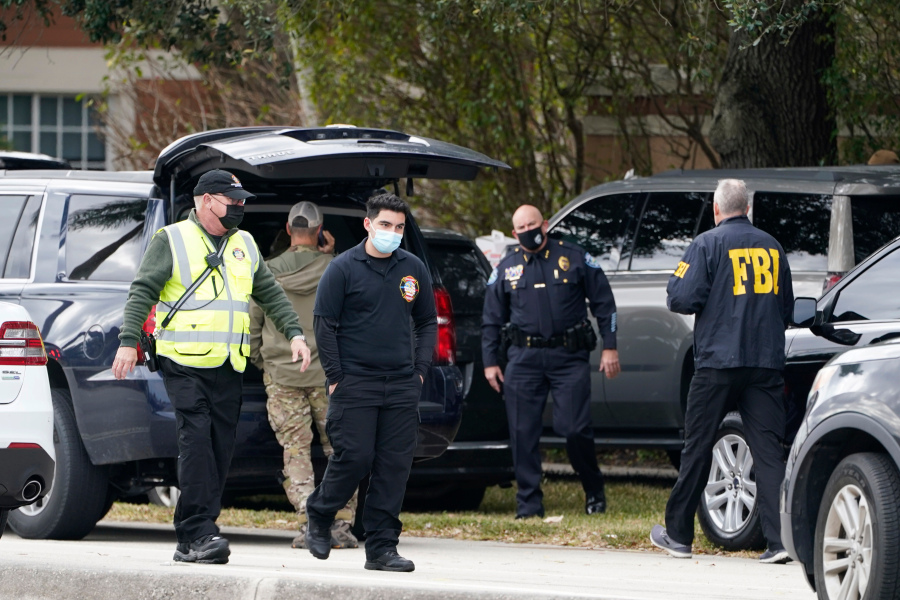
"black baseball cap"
193,169,255,201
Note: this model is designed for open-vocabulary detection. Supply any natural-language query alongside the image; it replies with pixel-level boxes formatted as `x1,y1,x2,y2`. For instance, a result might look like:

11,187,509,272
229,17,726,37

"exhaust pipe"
20,479,42,503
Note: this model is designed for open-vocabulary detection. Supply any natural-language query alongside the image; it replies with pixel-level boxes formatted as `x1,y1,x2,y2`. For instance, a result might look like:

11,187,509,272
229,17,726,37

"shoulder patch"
673,261,690,278
584,252,604,269
487,267,498,285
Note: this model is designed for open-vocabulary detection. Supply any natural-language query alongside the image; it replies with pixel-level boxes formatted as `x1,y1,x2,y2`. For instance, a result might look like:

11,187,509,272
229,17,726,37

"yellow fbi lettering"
729,248,780,295
673,261,690,278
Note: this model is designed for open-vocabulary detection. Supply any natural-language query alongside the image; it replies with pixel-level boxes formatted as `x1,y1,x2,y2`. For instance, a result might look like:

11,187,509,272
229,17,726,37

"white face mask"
371,229,402,253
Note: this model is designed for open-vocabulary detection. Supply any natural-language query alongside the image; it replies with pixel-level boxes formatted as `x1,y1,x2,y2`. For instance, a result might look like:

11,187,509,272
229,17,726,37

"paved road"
0,521,815,600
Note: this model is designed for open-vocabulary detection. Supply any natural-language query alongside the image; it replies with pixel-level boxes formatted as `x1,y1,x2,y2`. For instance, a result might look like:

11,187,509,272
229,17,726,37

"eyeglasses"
210,194,246,207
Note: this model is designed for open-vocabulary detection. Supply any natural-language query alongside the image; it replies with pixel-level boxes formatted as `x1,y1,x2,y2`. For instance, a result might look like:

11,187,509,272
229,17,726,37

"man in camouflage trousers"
250,201,358,549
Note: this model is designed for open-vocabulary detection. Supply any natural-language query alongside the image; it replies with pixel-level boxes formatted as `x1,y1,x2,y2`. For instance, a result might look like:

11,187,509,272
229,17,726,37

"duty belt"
508,330,565,349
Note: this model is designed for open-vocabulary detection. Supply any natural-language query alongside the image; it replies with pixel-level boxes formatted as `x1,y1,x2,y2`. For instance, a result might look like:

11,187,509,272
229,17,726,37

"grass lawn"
106,478,755,559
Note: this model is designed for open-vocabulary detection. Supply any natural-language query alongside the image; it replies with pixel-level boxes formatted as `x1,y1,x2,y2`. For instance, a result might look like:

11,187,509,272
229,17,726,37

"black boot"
305,521,332,560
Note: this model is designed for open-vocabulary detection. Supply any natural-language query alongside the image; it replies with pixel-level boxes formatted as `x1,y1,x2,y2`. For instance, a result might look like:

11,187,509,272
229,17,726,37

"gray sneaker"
650,524,692,559
330,519,359,549
759,547,792,564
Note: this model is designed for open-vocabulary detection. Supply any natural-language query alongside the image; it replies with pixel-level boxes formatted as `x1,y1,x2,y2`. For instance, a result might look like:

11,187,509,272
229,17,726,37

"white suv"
0,301,54,539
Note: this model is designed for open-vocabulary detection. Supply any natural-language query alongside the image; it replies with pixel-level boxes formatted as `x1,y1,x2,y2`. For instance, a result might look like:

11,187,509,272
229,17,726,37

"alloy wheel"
702,433,757,533
821,484,873,600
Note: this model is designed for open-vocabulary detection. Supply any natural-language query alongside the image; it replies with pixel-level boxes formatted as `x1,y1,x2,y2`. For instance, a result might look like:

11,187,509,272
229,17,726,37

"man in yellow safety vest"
112,169,311,565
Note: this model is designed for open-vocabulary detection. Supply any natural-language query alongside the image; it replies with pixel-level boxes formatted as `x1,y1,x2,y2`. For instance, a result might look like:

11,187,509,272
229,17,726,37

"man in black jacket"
650,179,794,564
304,193,436,572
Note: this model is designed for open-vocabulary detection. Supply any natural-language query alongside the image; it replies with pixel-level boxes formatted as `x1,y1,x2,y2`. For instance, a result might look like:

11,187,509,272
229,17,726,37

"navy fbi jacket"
482,239,617,368
313,240,437,388
667,215,794,371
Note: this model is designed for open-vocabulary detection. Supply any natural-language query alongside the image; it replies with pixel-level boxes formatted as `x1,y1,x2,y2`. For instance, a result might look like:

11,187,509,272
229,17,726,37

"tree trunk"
709,3,836,168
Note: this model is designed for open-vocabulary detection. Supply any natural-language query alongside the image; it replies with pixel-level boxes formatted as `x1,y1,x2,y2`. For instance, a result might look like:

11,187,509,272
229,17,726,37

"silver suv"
543,166,900,550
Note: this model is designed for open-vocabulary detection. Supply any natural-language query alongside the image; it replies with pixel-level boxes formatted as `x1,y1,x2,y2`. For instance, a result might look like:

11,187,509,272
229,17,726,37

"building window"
0,94,106,169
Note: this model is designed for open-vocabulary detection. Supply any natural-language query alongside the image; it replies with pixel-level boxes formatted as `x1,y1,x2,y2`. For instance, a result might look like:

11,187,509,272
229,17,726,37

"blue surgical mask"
371,229,402,254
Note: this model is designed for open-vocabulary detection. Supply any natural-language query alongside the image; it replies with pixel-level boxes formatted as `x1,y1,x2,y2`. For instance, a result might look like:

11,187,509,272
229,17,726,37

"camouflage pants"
263,373,357,524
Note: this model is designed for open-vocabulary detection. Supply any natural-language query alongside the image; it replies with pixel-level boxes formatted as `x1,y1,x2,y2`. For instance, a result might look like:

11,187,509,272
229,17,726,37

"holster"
139,330,159,373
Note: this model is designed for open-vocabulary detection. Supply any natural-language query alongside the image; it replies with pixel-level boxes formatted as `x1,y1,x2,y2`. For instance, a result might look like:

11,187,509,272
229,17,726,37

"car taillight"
433,286,457,366
0,321,48,366
7,442,42,449
135,306,157,365
822,272,844,293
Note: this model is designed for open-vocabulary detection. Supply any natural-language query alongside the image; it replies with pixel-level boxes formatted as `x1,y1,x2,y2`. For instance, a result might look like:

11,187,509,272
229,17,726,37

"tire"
0,509,8,540
814,453,900,600
696,416,765,551
8,389,110,540
147,485,181,508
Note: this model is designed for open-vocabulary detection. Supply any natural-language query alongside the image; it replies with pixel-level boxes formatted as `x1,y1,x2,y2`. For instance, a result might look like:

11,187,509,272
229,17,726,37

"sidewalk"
0,521,814,600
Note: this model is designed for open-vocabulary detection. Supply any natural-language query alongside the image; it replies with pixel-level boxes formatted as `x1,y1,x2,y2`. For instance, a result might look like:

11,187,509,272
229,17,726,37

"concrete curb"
0,521,815,600
543,462,678,480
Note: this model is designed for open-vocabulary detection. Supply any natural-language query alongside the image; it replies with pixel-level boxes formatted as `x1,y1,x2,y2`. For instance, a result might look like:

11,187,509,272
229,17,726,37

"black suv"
410,228,514,510
0,126,508,539
782,331,900,598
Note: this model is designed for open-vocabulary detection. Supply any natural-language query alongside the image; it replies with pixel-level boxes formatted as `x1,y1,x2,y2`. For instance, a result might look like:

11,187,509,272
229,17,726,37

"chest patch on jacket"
400,275,419,302
233,248,246,261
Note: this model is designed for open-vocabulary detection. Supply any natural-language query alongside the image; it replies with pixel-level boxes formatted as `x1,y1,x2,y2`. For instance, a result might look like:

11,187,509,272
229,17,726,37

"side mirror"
791,297,818,328
820,322,863,346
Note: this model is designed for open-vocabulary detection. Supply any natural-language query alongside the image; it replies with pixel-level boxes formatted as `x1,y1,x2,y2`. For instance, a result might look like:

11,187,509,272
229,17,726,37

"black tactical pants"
306,373,421,560
159,356,244,544
665,367,786,548
503,346,603,516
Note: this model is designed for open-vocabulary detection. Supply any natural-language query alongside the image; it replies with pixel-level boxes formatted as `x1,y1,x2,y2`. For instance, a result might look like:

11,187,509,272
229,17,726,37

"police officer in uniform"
650,179,794,564
482,204,620,519
304,193,436,572
113,169,311,565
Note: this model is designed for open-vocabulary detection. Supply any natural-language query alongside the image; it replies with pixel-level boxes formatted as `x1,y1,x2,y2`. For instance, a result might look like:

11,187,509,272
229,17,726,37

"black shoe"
514,508,545,520
173,541,194,562
364,551,415,572
186,534,230,564
306,521,332,560
585,490,606,515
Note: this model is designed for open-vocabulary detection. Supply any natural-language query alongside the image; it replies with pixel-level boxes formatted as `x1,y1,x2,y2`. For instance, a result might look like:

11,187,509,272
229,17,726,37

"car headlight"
807,365,838,410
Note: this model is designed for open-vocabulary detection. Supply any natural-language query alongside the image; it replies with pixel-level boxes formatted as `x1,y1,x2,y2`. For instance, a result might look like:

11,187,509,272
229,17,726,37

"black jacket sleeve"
481,266,510,368
314,315,343,384
667,240,712,315
312,261,346,384
412,264,437,378
584,258,618,350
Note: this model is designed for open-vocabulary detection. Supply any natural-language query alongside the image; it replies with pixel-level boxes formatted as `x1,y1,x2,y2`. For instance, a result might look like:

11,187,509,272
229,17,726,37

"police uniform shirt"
667,214,794,370
482,239,617,367
313,239,437,385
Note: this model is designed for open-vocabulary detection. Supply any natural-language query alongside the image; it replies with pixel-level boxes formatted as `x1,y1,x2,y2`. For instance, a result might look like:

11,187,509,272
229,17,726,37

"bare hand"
318,230,335,254
599,349,621,379
112,346,138,380
291,338,311,372
484,365,504,393
329,381,338,395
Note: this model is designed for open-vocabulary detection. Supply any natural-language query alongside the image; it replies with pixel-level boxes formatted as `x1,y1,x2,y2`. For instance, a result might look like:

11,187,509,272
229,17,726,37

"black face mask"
217,204,244,229
517,225,545,251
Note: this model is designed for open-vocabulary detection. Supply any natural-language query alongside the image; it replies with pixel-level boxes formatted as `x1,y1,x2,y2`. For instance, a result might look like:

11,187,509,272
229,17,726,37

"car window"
549,192,643,271
4,195,42,279
629,191,709,271
850,196,900,265
0,195,29,277
427,240,491,315
752,192,830,271
832,247,900,322
65,195,148,281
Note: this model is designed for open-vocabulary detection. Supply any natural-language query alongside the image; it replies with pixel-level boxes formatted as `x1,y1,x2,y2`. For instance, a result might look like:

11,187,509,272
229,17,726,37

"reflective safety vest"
154,220,260,372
